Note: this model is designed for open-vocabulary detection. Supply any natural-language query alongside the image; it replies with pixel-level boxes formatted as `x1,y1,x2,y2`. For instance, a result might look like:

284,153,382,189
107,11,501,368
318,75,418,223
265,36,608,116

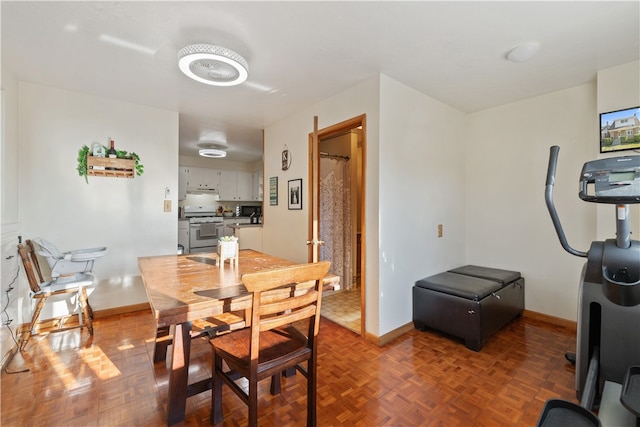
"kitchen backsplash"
179,194,261,215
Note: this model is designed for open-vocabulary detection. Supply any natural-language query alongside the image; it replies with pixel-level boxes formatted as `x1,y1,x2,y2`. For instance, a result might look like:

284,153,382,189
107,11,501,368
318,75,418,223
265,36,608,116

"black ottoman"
413,265,525,351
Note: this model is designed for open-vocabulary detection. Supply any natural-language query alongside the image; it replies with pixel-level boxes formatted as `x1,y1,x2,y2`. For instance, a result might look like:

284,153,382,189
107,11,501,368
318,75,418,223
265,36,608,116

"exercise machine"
539,146,640,426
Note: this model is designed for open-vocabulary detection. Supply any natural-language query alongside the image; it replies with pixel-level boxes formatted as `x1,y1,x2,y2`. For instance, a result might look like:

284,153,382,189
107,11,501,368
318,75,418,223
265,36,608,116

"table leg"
154,326,171,363
166,321,192,426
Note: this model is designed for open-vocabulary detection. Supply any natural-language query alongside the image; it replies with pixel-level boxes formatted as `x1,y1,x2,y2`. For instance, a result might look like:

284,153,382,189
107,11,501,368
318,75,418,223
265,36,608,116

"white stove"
184,205,224,223
189,216,223,224
184,205,224,253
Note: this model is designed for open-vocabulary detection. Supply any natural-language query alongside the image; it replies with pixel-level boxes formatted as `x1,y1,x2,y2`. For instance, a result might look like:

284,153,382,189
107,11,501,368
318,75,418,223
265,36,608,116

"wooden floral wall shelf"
77,144,143,183
87,155,135,178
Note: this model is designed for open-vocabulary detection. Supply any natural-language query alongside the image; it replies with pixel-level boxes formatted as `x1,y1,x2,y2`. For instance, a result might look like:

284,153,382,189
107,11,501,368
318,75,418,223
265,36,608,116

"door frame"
308,114,366,336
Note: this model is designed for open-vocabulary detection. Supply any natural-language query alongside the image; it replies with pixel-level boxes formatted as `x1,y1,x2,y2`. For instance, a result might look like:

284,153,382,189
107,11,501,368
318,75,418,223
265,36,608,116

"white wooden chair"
17,240,96,350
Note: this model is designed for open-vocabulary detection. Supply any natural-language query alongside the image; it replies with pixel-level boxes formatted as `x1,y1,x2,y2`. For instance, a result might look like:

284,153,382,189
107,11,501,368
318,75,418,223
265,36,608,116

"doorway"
309,115,366,336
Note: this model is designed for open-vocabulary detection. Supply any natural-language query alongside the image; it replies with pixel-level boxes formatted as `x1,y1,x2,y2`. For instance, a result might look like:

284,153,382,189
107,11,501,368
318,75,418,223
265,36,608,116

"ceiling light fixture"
506,42,541,63
199,148,227,158
178,44,248,86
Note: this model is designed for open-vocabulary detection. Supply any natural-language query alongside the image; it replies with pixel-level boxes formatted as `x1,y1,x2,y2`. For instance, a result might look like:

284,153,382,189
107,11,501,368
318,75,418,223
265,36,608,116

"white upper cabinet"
185,167,220,192
180,166,258,201
178,167,189,200
251,171,263,201
217,170,236,200
237,171,252,201
218,170,252,201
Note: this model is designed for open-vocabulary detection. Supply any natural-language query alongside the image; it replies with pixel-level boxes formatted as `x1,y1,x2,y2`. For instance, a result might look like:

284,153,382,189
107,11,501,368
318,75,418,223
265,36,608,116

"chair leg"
86,296,94,320
248,377,259,427
270,373,281,395
79,287,93,335
20,297,47,351
308,358,317,427
211,353,224,425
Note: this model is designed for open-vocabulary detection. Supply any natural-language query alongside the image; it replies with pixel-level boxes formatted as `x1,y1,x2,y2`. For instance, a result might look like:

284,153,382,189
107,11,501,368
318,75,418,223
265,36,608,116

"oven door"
189,223,222,252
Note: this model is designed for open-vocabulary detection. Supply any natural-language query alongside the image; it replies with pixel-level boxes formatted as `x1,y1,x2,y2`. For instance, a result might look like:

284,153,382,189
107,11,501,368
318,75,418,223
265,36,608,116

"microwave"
240,205,262,217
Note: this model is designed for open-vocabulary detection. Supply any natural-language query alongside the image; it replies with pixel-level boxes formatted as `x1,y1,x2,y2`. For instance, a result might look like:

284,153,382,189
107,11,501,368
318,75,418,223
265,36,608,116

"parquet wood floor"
1,309,578,426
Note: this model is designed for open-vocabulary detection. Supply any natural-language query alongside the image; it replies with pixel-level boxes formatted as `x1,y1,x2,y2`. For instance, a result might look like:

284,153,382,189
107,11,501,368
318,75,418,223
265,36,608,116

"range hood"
186,187,220,198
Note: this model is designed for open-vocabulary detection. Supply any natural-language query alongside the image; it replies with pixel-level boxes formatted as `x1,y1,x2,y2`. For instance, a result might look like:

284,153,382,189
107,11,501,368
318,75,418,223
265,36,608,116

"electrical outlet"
164,200,171,212
437,224,443,238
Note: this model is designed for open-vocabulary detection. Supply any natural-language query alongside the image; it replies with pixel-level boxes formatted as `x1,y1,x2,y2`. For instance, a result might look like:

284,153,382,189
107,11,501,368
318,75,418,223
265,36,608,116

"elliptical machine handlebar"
545,146,588,258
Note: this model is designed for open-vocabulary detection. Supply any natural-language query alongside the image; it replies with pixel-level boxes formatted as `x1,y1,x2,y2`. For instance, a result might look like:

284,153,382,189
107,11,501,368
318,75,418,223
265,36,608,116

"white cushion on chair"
31,238,107,278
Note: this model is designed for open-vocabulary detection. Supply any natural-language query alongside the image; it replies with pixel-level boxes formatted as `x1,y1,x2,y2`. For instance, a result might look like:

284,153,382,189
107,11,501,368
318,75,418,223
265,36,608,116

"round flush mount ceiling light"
506,42,541,63
199,148,227,158
177,44,248,86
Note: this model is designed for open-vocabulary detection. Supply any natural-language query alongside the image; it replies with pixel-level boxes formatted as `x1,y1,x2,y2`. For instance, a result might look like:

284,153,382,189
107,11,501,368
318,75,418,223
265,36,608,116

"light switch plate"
164,200,171,212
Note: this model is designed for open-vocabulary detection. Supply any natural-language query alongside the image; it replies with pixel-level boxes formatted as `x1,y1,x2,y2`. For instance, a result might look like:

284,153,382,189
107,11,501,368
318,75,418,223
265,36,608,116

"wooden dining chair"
17,240,95,350
209,261,331,427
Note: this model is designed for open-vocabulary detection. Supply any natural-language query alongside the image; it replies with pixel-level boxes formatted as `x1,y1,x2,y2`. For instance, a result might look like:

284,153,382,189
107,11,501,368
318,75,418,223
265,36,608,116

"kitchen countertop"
229,223,262,229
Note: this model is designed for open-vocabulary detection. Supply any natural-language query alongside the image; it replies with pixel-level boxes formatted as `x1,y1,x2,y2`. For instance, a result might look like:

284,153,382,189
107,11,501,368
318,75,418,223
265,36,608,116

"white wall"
17,82,178,319
465,83,598,320
377,75,467,334
263,74,468,336
263,75,382,333
1,77,19,225
1,68,21,364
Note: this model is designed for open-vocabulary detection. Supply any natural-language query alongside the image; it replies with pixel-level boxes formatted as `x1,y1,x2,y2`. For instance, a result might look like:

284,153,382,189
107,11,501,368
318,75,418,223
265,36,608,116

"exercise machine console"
539,146,640,426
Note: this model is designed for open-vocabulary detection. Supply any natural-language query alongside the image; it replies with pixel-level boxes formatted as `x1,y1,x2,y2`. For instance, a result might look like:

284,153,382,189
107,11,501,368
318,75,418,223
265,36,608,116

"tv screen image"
600,106,640,153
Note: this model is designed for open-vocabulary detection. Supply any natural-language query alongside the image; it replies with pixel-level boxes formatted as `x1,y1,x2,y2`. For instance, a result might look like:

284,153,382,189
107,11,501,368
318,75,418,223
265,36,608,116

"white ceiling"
3,1,639,163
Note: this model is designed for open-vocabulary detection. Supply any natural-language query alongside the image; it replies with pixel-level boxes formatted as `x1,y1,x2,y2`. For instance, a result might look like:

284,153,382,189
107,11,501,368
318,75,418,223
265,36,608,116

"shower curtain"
319,157,353,291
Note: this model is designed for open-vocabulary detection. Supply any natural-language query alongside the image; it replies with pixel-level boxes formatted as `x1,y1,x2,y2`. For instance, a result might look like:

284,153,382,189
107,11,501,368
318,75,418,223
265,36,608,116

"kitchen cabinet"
237,171,252,200
179,166,222,194
178,219,190,254
218,170,252,201
179,166,257,201
218,170,235,200
178,167,189,200
251,171,263,201
187,167,220,191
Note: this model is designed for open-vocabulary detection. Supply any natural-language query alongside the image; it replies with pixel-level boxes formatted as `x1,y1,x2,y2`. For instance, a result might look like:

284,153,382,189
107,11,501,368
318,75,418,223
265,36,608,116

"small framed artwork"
269,176,278,206
288,179,302,210
282,145,291,170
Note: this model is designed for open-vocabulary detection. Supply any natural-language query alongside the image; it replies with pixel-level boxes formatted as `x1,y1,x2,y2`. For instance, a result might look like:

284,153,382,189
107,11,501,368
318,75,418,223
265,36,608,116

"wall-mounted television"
600,106,640,154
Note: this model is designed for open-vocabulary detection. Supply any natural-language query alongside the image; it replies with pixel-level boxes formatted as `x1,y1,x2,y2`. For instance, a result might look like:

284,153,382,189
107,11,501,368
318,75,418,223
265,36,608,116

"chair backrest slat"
260,303,317,332
26,240,45,284
260,290,318,317
17,241,45,293
241,262,330,293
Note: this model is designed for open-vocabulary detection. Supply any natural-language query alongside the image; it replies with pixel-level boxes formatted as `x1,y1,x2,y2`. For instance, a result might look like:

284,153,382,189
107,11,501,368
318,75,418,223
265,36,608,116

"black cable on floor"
2,260,29,374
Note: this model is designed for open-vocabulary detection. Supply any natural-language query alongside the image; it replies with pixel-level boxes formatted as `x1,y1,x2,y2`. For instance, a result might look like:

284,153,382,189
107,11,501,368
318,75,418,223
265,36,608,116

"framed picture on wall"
599,105,640,153
288,179,302,210
269,176,278,206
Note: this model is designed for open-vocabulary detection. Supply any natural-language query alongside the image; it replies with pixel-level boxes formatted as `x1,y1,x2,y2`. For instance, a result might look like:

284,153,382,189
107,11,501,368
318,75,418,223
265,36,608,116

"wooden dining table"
138,249,339,426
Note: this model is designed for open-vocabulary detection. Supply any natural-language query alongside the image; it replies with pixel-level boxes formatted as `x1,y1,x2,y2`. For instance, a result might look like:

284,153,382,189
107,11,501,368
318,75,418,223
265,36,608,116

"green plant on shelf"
77,145,91,183
77,144,145,183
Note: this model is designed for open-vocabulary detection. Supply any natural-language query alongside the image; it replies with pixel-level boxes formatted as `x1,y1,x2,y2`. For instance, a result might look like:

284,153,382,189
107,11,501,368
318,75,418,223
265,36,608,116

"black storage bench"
413,265,525,351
